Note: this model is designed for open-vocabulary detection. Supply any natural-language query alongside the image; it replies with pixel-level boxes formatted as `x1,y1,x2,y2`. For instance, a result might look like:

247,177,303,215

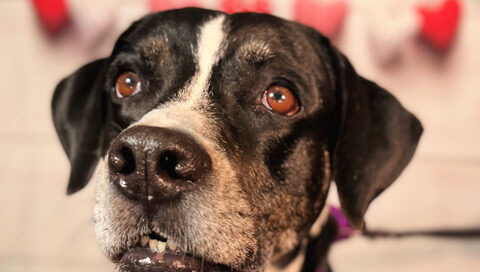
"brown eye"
116,72,141,98
262,85,299,116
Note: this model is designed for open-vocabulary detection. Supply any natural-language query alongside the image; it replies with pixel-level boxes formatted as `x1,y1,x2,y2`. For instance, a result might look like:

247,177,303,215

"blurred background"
0,0,479,271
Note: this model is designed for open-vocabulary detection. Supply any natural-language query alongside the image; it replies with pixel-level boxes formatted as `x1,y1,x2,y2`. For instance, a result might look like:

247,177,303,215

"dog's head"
52,8,422,272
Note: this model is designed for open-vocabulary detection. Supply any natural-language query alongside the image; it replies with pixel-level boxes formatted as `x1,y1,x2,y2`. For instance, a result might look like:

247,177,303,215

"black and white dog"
52,8,422,272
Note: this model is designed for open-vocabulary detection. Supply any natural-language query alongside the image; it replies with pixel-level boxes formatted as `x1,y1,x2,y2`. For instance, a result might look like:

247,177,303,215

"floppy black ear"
52,58,108,195
331,49,423,228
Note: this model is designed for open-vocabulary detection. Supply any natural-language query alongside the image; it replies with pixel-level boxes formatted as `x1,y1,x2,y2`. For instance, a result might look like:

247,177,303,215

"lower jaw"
115,247,230,272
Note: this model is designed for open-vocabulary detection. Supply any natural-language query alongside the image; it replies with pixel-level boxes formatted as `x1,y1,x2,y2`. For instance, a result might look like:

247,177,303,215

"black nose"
107,126,212,203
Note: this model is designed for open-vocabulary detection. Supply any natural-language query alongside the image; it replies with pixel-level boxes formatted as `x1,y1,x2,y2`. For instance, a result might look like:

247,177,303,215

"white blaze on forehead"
134,15,226,136
186,14,226,104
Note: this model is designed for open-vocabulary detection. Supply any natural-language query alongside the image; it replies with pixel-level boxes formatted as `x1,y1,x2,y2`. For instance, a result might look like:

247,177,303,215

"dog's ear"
330,49,423,229
52,58,108,195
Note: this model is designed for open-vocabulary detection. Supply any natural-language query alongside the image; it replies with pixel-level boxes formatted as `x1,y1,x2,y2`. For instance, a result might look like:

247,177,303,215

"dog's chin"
115,248,231,272
113,232,235,272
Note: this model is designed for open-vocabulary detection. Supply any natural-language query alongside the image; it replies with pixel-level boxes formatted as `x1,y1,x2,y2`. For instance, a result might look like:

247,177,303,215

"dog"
51,8,422,272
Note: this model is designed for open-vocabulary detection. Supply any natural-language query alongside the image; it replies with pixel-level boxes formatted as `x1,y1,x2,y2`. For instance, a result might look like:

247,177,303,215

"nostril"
157,151,181,180
110,146,136,174
119,147,136,174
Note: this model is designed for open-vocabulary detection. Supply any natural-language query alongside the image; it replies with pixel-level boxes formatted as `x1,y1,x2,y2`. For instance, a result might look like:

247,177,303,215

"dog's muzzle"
107,125,212,207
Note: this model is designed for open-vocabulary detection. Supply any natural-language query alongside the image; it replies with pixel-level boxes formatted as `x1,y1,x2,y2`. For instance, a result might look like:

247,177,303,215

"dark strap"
363,227,480,239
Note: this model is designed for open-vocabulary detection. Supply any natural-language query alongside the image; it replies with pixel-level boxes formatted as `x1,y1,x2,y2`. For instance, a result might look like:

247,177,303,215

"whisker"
182,244,186,261
109,120,123,132
193,247,196,264
201,246,205,272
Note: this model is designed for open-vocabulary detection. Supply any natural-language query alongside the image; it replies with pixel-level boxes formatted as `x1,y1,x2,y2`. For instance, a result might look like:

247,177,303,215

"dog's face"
52,8,422,272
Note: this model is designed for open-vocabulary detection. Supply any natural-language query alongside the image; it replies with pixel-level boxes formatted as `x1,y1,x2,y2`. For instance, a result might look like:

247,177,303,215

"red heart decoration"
148,0,201,12
294,0,348,38
417,0,461,50
32,0,69,35
220,0,271,14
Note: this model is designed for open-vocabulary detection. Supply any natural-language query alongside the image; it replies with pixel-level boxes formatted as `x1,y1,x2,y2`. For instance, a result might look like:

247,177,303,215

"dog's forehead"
131,12,298,102
132,10,306,67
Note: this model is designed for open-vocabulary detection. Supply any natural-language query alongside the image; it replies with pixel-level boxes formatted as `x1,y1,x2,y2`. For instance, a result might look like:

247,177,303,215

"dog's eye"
116,72,141,98
262,86,299,116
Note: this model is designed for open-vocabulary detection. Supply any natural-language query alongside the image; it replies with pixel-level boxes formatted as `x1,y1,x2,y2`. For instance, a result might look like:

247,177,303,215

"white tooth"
149,239,158,252
138,257,152,265
167,240,178,251
156,241,166,253
140,236,149,247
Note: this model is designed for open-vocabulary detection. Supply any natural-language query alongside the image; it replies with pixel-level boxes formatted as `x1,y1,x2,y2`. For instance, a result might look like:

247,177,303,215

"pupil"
125,76,135,87
271,91,286,102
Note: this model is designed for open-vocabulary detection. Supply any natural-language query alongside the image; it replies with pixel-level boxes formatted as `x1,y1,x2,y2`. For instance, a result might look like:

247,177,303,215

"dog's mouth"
116,232,231,272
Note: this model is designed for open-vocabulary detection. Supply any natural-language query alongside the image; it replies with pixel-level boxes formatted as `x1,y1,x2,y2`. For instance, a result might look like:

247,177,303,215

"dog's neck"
266,206,331,272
